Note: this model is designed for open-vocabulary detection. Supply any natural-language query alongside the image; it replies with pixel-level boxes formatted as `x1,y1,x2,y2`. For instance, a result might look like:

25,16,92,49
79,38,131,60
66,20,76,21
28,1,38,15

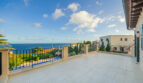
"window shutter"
142,38,143,50
141,25,143,50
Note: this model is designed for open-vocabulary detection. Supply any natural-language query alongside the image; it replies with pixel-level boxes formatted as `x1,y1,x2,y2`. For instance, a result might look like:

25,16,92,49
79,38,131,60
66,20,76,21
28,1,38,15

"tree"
33,46,44,53
106,39,111,52
0,34,11,48
84,41,91,45
74,45,78,54
100,41,105,51
79,43,82,52
68,44,74,52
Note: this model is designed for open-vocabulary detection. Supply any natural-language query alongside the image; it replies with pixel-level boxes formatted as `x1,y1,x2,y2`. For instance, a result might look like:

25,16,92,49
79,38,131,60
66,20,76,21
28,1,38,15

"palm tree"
0,34,11,48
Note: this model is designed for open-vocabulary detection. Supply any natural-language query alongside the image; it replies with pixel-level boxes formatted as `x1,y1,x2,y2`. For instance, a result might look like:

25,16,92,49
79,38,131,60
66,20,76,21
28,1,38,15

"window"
101,39,103,41
120,38,122,41
120,47,124,52
125,38,128,41
106,38,109,42
106,38,108,41
113,47,117,51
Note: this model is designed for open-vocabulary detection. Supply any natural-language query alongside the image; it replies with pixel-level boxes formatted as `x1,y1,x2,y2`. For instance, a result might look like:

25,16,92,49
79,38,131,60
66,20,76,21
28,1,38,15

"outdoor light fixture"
137,31,140,38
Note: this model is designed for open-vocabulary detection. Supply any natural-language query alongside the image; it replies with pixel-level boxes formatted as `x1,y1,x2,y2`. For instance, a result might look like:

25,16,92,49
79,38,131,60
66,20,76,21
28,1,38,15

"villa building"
44,48,56,53
123,0,143,68
100,35,134,53
92,40,99,46
92,40,100,51
71,43,80,47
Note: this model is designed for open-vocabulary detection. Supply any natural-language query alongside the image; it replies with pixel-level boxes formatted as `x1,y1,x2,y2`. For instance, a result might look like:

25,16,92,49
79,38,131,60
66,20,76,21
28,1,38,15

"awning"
122,0,143,30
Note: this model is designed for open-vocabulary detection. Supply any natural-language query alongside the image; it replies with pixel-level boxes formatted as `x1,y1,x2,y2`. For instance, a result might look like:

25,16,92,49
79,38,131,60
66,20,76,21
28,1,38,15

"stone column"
62,46,68,60
0,49,9,83
84,45,89,55
96,40,100,52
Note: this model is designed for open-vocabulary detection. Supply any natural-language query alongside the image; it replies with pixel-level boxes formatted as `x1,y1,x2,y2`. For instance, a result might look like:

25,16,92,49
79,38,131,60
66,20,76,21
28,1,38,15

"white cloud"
43,14,48,18
103,15,125,23
96,1,102,6
24,0,29,6
115,29,120,33
68,3,80,12
76,29,83,34
87,29,96,32
98,10,104,15
61,27,67,30
118,16,125,23
93,34,102,40
107,24,116,28
0,18,5,23
104,16,115,21
123,31,134,35
68,11,103,34
52,9,65,19
33,23,41,27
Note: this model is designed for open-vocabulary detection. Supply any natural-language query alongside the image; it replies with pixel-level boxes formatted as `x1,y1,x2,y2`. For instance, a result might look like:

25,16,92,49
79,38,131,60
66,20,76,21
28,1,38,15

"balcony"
8,52,143,83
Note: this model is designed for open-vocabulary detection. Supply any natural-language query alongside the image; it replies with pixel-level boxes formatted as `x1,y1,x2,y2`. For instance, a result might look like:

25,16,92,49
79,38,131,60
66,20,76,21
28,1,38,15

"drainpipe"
136,31,140,63
134,30,137,57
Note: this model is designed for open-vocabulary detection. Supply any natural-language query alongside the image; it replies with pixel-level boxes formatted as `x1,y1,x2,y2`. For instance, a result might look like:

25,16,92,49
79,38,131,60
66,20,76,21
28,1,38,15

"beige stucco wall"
111,35,134,52
110,35,134,46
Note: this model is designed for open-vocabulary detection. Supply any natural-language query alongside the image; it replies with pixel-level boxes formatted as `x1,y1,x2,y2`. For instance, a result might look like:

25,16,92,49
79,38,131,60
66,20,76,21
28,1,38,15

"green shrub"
22,54,39,61
48,54,54,58
69,51,76,56
38,53,47,59
103,48,106,51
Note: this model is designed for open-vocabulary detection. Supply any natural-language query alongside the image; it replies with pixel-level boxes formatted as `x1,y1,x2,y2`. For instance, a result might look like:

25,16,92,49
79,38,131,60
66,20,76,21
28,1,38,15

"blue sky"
0,0,133,43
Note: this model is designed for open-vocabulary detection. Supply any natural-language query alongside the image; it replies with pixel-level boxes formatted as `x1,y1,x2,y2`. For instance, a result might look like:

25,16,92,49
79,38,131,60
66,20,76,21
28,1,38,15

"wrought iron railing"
88,44,96,52
8,44,93,71
9,48,62,71
68,43,84,57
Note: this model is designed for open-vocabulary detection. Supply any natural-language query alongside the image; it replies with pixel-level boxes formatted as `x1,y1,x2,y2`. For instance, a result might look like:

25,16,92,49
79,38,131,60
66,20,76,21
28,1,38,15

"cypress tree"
100,41,105,51
106,39,111,52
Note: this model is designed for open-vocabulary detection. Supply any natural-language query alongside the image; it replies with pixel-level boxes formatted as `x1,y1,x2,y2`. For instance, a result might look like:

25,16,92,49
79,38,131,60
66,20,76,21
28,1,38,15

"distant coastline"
11,43,70,50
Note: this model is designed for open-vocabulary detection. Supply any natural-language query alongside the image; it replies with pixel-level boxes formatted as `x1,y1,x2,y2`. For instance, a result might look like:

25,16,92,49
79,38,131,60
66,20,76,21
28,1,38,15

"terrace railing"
68,43,85,57
9,48,62,71
0,44,98,78
88,44,97,52
8,44,97,72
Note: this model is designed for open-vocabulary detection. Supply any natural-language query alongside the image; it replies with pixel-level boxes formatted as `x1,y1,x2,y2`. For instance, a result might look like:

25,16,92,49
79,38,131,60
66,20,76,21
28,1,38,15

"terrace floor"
8,53,143,83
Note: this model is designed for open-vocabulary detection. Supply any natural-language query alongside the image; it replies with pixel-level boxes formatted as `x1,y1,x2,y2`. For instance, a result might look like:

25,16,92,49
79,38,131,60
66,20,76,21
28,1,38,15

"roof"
43,48,56,53
122,0,143,30
100,35,134,38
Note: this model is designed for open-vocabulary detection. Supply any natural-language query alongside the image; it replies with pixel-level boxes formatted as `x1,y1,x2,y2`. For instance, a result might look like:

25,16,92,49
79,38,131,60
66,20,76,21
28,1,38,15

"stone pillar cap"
0,49,9,51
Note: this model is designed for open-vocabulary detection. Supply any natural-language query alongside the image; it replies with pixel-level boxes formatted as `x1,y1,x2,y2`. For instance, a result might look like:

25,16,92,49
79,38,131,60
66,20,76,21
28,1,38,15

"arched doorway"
120,47,124,52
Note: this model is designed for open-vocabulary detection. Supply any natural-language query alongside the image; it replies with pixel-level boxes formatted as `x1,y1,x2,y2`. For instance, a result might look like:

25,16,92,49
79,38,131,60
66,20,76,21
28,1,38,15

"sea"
11,43,70,50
